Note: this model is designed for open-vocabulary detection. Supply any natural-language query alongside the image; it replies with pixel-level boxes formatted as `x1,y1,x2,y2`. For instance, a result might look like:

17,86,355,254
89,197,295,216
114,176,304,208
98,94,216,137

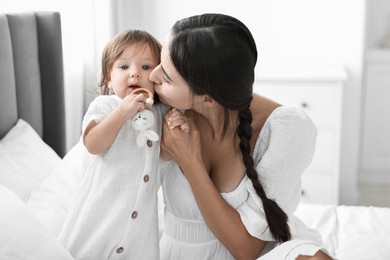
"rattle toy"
131,88,159,148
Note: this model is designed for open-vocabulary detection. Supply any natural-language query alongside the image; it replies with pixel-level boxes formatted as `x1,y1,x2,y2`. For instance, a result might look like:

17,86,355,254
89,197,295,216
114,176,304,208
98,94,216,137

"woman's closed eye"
163,75,170,83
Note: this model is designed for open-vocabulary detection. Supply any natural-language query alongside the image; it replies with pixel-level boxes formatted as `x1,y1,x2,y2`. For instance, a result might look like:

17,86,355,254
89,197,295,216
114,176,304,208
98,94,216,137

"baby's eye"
142,65,151,71
119,65,129,70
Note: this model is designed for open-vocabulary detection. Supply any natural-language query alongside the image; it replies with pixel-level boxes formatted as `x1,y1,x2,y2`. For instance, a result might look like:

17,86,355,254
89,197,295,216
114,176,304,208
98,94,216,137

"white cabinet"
253,65,346,204
360,50,390,182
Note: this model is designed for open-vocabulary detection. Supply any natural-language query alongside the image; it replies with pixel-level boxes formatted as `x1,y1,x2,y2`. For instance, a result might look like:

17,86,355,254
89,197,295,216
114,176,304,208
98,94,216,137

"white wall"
365,0,390,48
359,0,390,184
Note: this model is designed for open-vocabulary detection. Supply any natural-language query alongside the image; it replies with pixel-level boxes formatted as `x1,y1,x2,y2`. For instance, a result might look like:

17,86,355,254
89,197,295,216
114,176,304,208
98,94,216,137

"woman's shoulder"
264,106,316,133
253,106,318,156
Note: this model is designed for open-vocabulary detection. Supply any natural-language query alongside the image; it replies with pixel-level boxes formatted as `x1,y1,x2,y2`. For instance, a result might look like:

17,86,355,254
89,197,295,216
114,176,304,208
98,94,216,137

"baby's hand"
120,93,146,120
166,108,190,132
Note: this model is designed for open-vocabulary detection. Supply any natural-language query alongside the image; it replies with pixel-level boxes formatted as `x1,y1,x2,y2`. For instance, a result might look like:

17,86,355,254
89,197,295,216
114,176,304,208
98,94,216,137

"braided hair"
169,13,291,242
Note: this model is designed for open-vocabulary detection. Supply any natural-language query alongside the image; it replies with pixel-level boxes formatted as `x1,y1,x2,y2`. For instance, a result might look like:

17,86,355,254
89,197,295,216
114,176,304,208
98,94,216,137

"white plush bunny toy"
131,88,159,148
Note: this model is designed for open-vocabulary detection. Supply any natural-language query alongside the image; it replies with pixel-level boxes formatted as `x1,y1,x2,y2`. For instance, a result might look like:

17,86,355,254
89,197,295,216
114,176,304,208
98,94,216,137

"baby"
59,29,166,259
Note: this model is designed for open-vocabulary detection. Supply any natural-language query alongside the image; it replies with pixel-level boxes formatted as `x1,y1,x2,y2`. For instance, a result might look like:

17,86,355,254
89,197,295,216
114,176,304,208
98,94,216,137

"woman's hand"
161,108,202,171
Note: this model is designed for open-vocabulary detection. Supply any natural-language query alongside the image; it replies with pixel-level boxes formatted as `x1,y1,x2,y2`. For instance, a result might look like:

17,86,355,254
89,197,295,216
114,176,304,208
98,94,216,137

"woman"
150,13,332,259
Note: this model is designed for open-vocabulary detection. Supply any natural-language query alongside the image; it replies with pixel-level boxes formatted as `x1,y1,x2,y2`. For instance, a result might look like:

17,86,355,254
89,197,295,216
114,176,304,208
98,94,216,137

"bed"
0,11,71,259
1,11,390,260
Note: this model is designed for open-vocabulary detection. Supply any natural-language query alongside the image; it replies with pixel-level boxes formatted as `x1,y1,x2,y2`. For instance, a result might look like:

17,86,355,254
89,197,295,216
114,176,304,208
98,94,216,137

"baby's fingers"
168,113,190,130
180,123,190,132
168,118,187,129
164,107,190,132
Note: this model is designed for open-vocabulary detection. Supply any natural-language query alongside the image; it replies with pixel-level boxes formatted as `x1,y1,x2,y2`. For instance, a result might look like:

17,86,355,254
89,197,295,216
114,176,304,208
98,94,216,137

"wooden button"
147,140,153,147
116,247,124,254
131,211,138,219
144,175,150,182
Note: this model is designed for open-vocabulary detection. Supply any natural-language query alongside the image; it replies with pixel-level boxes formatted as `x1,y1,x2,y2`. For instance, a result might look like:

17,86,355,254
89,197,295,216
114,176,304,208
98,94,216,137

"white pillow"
0,119,62,202
0,184,74,260
28,140,84,236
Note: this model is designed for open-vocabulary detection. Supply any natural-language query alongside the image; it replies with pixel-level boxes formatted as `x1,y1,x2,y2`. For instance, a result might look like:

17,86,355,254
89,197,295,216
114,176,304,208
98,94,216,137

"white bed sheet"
296,203,390,259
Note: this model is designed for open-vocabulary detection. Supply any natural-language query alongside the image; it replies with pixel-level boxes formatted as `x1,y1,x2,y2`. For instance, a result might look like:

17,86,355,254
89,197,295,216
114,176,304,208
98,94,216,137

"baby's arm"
84,93,146,154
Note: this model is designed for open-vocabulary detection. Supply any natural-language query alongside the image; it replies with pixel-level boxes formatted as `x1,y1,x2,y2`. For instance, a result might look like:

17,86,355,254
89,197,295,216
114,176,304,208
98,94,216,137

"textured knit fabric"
159,106,324,259
59,95,166,260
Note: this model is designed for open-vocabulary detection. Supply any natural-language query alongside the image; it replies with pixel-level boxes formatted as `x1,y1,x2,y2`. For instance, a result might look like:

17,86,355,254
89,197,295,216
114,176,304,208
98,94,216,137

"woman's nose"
149,65,162,84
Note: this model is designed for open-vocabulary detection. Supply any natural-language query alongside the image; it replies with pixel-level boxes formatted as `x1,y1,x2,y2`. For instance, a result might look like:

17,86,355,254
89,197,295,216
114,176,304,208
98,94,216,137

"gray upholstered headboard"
0,12,66,157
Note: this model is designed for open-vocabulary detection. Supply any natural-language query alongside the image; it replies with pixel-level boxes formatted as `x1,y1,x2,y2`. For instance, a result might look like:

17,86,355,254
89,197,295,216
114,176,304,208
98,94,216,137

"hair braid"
237,107,291,242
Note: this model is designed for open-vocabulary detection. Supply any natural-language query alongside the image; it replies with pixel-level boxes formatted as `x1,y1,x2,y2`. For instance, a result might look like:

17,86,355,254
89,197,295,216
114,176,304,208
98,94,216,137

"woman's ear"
201,95,217,108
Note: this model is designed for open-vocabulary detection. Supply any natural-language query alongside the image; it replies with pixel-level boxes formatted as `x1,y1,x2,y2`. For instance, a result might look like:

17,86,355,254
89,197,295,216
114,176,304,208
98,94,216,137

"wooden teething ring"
132,87,154,105
132,88,154,100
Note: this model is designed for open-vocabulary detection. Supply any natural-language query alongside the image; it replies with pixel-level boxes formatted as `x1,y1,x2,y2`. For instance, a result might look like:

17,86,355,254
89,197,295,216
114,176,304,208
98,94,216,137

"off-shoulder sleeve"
237,107,317,240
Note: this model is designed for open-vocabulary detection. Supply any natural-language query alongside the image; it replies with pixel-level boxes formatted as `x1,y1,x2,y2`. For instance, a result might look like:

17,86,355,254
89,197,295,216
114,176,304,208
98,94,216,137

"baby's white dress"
59,95,165,260
159,106,326,260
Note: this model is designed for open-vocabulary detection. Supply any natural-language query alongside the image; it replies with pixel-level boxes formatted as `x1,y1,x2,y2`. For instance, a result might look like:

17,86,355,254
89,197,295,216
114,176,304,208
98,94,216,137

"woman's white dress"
59,95,165,260
159,106,325,260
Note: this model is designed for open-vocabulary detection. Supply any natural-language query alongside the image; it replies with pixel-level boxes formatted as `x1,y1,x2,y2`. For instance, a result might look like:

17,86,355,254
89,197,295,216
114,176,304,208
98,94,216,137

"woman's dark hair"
170,13,291,242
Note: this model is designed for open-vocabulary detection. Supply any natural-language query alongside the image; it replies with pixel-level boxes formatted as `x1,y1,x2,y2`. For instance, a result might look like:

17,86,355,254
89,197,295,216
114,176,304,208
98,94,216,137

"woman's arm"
161,113,266,259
